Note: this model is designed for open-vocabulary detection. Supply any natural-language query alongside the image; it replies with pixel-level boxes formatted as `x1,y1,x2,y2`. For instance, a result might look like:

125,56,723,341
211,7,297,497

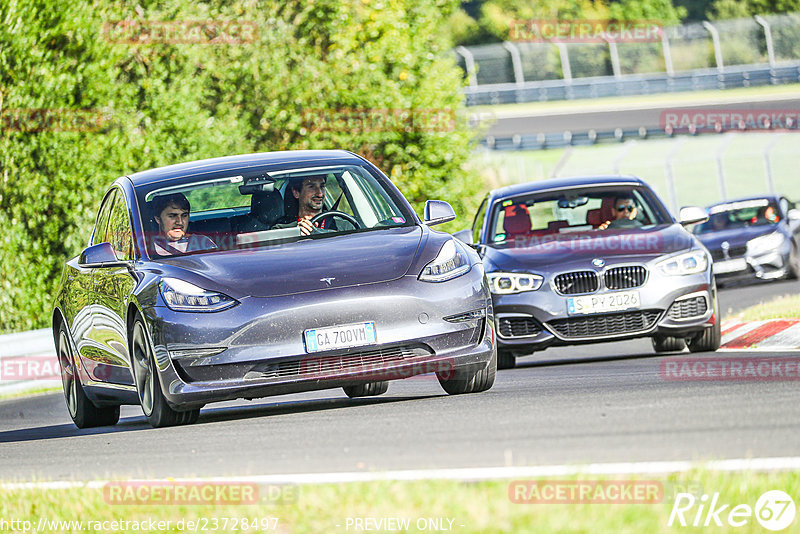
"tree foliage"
0,0,480,333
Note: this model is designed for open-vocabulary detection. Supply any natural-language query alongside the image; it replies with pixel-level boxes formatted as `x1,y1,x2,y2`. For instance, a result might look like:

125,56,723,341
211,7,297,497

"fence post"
715,133,734,200
604,37,622,78
502,41,526,86
555,42,572,82
665,137,687,214
455,46,478,87
702,21,724,73
763,133,784,195
661,27,674,77
754,16,776,68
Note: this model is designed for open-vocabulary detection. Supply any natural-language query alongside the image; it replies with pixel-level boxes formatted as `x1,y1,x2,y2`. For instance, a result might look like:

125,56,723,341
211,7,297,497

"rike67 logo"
668,490,796,531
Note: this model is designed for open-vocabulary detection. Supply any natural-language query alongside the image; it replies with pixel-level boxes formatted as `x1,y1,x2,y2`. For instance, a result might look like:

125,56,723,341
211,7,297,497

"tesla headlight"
419,239,471,282
487,272,544,294
746,232,786,256
160,277,238,312
657,250,709,276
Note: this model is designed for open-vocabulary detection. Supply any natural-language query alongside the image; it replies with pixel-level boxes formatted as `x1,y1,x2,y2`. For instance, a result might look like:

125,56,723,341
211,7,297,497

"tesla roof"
126,150,366,187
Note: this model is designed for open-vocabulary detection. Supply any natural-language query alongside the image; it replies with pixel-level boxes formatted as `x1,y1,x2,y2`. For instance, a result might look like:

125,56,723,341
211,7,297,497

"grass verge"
731,293,800,322
2,469,798,533
0,384,61,402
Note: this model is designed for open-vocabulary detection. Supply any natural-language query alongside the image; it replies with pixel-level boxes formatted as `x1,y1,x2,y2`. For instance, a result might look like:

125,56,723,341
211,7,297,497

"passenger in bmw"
152,193,217,255
599,194,642,230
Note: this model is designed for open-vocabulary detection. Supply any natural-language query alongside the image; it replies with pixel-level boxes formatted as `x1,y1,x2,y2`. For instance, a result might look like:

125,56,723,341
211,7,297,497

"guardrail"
465,62,800,106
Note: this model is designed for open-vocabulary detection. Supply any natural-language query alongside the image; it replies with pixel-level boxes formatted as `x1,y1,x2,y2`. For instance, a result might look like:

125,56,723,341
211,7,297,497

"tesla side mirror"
78,242,126,267
424,200,456,226
788,209,800,221
453,229,473,244
679,206,708,226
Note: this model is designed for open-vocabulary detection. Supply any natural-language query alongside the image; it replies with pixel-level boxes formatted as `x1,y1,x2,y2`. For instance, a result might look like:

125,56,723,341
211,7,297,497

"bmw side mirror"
78,242,126,267
679,206,708,226
424,200,456,226
453,229,473,244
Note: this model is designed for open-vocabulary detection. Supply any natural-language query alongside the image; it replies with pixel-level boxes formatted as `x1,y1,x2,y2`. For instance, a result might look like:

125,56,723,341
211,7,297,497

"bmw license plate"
567,291,640,315
304,322,377,353
713,258,747,274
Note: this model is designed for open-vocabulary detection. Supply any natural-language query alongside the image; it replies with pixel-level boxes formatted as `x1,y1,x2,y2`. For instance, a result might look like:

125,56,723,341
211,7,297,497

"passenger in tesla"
152,193,217,255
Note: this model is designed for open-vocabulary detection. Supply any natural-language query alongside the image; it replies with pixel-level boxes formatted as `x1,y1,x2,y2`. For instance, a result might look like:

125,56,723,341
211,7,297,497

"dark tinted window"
105,190,134,260
91,190,117,246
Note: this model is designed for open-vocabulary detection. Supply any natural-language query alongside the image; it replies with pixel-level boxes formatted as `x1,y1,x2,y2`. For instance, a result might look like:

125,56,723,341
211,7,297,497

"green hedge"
0,0,482,333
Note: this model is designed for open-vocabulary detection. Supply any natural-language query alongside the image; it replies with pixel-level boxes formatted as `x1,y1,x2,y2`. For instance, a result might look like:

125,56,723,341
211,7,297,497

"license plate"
567,290,640,315
304,322,376,353
713,258,747,274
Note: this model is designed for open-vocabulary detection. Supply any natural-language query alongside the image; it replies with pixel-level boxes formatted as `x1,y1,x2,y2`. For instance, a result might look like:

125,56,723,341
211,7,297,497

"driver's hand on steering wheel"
298,216,315,236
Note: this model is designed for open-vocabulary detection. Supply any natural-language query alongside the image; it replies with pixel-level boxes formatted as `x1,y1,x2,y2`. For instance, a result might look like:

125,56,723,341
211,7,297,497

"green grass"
0,385,61,402
732,293,800,322
2,469,798,533
469,83,800,116
477,132,800,209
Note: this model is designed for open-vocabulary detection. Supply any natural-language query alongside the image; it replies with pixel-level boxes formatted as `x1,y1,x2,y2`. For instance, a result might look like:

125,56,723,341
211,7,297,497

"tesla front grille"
604,266,647,290
554,271,599,295
710,246,747,261
549,310,661,339
668,296,708,320
497,316,542,338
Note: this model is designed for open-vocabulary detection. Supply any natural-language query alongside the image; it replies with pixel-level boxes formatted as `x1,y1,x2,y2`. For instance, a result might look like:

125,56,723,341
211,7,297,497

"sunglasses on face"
616,205,635,212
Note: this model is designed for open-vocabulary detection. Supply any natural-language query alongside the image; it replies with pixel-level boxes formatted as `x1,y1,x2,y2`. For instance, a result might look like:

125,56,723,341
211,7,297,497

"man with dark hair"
152,193,216,255
599,193,642,230
274,176,330,236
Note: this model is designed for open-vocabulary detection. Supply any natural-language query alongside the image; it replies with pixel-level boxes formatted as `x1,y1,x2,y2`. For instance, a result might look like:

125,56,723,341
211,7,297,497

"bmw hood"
153,226,423,298
483,224,696,271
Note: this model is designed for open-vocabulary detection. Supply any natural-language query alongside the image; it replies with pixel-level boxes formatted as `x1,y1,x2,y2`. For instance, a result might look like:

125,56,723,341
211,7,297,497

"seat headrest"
251,190,284,225
503,204,532,236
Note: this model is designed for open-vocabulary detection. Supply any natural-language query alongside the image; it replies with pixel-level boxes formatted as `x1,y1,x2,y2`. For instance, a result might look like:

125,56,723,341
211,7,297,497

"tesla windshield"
137,164,414,257
693,198,780,235
487,186,671,245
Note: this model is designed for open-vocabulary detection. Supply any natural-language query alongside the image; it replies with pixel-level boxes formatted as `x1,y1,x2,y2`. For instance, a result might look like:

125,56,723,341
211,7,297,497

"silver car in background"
457,175,720,369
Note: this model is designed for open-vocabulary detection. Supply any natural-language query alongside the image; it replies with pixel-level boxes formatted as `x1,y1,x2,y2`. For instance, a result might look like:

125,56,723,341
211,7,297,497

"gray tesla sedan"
53,150,496,428
456,175,720,369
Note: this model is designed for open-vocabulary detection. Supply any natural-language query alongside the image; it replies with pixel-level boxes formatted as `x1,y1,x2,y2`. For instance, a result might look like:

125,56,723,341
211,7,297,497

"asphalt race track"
483,96,800,138
2,279,799,481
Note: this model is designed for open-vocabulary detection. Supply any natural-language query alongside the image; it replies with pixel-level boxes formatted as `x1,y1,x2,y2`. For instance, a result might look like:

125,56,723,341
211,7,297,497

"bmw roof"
126,150,366,187
487,175,647,204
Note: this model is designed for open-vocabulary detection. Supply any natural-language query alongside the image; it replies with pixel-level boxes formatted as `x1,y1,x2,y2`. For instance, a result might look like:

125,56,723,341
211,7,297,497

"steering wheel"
310,210,361,231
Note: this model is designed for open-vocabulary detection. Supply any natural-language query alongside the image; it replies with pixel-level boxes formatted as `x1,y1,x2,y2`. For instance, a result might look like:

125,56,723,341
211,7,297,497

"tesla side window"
91,189,117,247
105,190,134,261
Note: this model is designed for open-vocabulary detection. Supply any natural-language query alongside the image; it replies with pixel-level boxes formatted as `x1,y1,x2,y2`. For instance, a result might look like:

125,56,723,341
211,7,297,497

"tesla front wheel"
438,348,497,395
343,381,389,398
131,316,199,428
57,324,120,428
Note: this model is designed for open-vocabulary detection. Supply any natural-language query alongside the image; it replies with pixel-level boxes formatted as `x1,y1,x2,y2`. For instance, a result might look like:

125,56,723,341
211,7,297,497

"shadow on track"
0,394,441,444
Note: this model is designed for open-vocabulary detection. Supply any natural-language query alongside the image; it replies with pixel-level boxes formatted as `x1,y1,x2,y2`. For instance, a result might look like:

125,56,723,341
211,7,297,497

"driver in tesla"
273,176,336,236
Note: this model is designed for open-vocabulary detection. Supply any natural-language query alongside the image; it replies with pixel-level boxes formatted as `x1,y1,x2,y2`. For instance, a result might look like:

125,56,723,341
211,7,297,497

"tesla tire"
57,324,120,429
438,348,497,395
131,315,199,428
343,381,389,398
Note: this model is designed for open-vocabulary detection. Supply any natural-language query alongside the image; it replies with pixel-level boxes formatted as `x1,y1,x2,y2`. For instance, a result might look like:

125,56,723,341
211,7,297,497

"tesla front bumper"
142,272,494,408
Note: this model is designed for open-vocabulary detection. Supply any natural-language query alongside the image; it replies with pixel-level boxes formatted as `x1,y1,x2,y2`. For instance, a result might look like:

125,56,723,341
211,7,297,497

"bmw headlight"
487,272,544,294
746,232,786,256
657,250,709,276
160,277,238,312
419,239,471,282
